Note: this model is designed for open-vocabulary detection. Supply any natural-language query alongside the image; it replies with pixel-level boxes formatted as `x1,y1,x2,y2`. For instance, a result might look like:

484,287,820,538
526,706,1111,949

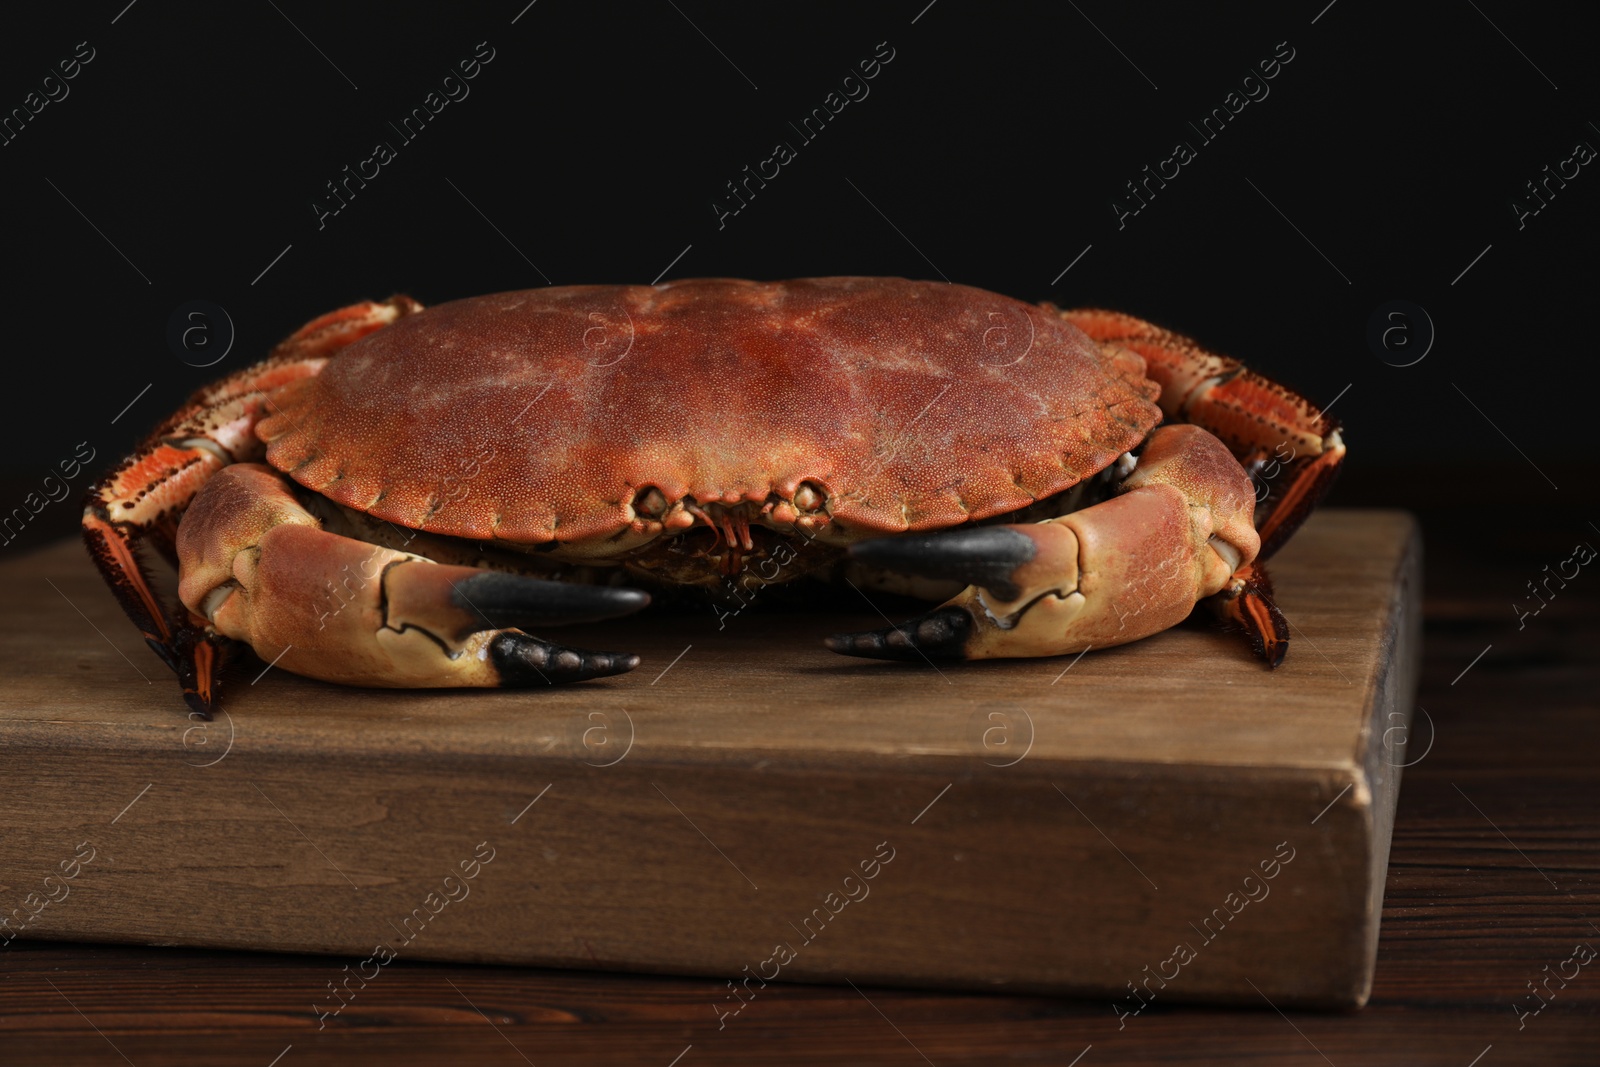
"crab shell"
255,277,1163,555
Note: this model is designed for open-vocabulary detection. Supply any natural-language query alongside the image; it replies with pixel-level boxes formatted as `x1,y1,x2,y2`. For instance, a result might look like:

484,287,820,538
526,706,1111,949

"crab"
84,278,1344,717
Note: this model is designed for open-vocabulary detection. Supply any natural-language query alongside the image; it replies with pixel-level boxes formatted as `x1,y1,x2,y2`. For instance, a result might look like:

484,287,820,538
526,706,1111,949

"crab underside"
83,278,1344,717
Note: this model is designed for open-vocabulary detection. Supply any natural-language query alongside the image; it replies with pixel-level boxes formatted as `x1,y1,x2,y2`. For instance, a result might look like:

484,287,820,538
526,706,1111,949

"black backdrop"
1,0,1594,554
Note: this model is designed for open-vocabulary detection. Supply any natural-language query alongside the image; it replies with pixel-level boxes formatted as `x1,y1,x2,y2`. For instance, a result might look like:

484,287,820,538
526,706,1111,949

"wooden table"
1,506,1595,1065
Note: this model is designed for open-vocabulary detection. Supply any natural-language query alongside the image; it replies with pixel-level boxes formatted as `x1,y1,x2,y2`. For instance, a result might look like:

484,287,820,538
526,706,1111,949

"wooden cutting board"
0,509,1419,1011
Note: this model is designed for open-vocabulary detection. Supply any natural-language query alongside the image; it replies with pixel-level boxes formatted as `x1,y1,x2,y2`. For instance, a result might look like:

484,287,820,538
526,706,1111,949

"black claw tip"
489,632,641,686
453,572,650,631
824,606,974,662
182,690,214,721
848,527,1035,601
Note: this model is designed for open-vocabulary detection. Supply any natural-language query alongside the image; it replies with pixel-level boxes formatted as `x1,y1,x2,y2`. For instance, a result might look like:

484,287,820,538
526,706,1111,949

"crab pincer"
382,564,649,683
827,425,1285,667
172,464,648,704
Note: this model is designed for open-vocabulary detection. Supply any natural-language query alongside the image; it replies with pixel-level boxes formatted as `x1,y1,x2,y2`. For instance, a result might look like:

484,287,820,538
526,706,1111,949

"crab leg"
827,424,1285,664
176,464,646,693
1053,308,1345,559
82,297,420,716
1053,308,1344,661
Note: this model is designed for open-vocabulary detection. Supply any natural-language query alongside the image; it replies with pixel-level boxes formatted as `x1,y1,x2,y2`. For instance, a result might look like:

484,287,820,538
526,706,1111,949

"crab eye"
634,486,668,518
793,481,826,512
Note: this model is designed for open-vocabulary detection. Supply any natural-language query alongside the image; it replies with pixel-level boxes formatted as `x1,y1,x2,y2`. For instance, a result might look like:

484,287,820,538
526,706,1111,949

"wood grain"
0,511,1419,1016
1,502,1596,1064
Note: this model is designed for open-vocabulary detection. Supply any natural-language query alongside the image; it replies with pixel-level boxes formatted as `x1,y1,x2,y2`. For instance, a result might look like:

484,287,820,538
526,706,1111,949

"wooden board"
0,509,1420,1009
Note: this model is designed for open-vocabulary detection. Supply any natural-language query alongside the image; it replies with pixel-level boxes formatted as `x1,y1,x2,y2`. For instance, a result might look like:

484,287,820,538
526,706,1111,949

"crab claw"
826,424,1270,666
380,565,649,683
486,632,641,684
843,527,1038,602
174,463,648,698
825,605,975,661
387,568,650,643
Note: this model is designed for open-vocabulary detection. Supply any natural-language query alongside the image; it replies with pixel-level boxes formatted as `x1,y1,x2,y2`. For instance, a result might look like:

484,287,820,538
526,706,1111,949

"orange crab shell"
256,277,1163,544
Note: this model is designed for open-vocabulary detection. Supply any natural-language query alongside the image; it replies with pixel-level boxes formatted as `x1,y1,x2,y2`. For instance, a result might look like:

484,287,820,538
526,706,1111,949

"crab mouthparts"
680,502,756,575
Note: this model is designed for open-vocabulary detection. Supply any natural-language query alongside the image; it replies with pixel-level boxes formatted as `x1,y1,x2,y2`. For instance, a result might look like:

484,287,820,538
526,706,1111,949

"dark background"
1,0,1595,559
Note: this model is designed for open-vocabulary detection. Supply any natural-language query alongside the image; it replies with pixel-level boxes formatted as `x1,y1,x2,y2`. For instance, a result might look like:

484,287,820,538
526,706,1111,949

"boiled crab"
84,278,1344,716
